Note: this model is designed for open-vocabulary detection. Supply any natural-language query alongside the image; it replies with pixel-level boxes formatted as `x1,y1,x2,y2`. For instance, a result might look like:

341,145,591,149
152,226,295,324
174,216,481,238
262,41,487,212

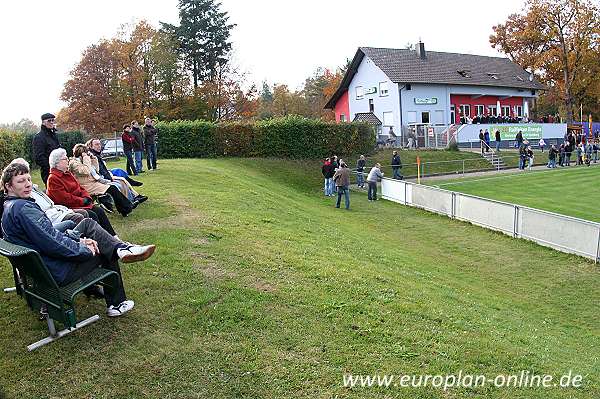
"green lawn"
431,164,600,222
0,158,598,398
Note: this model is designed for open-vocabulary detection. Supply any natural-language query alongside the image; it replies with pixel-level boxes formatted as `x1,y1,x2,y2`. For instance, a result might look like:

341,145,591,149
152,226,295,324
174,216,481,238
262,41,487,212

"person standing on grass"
526,145,534,170
518,140,528,170
121,124,136,176
547,144,558,168
333,162,350,210
33,113,61,186
495,130,501,152
515,130,523,149
356,155,366,188
131,121,144,174
321,158,334,196
593,140,599,163
558,143,565,167
367,163,384,201
143,117,158,171
539,138,546,152
391,151,403,180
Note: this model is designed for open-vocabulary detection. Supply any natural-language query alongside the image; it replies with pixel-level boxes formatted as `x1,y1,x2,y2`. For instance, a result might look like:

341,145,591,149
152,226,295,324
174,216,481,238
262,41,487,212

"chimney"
416,41,426,59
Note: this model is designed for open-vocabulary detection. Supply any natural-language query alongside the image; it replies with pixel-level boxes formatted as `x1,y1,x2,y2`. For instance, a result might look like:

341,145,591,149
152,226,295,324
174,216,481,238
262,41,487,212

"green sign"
364,87,377,95
489,124,543,140
414,97,438,105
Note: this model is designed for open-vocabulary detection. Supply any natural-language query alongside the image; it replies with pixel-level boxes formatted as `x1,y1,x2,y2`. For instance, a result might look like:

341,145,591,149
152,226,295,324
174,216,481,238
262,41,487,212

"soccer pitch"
431,165,600,222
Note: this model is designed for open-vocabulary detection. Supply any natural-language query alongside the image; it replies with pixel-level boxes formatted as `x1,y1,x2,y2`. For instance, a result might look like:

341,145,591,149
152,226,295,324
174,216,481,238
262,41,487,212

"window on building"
516,105,523,117
475,105,485,116
339,114,346,122
459,104,470,117
383,111,394,126
369,99,374,112
501,106,510,116
406,84,412,90
487,105,498,116
356,86,364,100
379,82,389,97
407,111,417,124
421,112,430,124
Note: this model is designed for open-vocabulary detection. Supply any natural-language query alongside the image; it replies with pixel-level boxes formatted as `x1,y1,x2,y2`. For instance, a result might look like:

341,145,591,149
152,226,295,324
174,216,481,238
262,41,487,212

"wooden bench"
0,238,118,351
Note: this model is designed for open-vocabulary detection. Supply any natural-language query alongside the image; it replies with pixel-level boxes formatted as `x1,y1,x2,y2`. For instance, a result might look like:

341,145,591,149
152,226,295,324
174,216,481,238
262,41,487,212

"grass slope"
432,165,600,222
0,158,598,398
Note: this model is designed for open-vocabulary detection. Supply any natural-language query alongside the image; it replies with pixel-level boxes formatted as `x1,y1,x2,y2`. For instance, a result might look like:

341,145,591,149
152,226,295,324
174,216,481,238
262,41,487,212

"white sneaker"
107,300,135,317
117,245,156,263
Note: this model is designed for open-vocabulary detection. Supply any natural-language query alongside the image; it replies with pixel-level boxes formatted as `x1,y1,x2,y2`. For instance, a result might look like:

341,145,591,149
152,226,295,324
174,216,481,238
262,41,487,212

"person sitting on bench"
1,162,156,317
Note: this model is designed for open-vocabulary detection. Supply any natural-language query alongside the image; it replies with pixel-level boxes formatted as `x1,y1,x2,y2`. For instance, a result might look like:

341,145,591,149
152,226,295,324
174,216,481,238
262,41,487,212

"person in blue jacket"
1,162,156,317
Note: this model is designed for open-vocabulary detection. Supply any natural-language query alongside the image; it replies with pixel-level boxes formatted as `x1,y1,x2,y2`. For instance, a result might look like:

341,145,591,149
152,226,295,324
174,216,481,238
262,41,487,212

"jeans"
336,186,350,209
146,143,157,170
547,159,556,168
519,155,526,170
324,178,334,196
392,167,403,180
495,141,501,152
124,150,135,175
368,181,378,200
356,171,364,187
134,151,143,173
594,152,598,162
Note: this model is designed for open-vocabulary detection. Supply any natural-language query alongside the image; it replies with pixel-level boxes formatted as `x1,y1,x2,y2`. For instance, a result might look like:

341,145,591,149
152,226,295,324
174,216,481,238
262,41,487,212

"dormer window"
457,70,471,78
487,73,499,80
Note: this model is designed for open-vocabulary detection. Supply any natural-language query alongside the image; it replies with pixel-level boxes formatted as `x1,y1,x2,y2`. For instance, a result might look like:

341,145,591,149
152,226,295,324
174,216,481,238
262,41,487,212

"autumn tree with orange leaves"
490,0,600,121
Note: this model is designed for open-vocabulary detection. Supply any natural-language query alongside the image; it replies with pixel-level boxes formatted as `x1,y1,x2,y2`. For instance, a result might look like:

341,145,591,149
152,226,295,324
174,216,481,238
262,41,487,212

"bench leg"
3,287,16,293
27,314,100,351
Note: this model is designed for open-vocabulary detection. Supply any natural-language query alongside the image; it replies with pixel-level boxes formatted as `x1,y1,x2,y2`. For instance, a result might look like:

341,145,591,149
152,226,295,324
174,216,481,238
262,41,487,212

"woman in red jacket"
46,148,117,236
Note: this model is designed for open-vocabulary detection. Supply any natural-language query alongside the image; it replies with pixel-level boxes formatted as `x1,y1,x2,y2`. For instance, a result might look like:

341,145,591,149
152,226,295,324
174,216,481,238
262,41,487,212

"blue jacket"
1,197,93,284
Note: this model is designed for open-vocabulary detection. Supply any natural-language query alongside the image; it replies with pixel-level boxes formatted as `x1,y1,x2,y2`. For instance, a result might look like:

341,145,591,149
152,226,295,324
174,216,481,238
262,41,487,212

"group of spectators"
545,133,600,169
461,115,526,125
0,112,157,319
121,117,159,175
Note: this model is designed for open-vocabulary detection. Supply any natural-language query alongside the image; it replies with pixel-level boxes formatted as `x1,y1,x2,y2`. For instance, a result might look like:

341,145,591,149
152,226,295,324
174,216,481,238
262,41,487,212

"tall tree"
163,0,236,88
490,0,600,122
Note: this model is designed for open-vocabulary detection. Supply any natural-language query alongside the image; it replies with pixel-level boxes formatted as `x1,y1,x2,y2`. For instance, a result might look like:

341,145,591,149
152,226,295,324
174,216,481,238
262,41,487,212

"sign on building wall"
489,124,543,140
414,97,438,105
364,87,377,95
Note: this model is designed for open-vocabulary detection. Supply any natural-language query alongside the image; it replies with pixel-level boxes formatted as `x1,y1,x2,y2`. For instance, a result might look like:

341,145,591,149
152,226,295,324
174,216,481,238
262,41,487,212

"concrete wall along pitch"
380,178,600,262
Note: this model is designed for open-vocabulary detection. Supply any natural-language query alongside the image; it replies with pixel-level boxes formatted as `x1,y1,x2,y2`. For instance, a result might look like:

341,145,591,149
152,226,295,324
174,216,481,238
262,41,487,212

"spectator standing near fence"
367,163,383,201
391,151,403,180
526,145,534,170
593,140,599,163
518,140,528,170
547,145,558,168
33,113,61,186
321,158,334,196
558,143,565,166
479,129,485,154
333,162,350,210
121,124,136,175
484,129,490,152
495,130,501,152
143,117,158,171
356,155,366,188
131,121,144,174
515,130,523,149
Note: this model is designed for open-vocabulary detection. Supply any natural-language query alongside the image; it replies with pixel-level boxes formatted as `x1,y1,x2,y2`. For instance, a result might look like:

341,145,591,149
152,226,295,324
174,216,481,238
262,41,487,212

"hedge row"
156,116,376,159
0,130,85,171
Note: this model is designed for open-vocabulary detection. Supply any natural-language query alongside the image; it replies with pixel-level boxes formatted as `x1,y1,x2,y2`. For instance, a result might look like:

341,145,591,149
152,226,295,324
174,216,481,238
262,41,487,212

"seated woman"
46,148,118,236
86,139,147,204
69,144,134,217
1,163,156,316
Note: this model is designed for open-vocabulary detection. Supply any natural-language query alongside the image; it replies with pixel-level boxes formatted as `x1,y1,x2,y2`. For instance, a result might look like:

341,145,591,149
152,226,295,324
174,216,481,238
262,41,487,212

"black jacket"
321,163,335,179
391,154,402,168
356,159,366,172
33,125,60,170
143,125,157,145
131,127,144,151
495,131,501,141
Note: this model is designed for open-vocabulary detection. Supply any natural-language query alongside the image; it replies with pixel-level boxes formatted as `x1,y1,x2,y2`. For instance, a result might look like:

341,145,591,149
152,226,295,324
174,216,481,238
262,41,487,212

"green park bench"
0,238,117,351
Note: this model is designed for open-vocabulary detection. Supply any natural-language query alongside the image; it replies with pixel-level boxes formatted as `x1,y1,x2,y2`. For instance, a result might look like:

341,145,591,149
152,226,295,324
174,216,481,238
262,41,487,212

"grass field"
431,164,600,222
0,158,598,398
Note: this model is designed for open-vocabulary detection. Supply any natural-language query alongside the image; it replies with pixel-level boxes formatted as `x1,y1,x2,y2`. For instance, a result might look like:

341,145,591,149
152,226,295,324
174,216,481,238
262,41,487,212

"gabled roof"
325,46,546,109
353,112,381,125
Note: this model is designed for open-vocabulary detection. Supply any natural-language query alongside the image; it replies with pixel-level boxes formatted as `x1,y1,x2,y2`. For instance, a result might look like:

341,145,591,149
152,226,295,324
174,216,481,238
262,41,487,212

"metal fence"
380,178,600,262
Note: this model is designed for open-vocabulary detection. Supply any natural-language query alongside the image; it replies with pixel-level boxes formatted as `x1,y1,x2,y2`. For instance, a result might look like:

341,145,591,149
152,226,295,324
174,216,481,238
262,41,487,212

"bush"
156,117,375,159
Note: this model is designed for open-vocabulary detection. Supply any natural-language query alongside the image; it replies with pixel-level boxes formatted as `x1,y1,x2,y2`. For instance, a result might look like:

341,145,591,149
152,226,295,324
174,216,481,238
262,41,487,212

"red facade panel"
334,91,350,122
451,94,523,118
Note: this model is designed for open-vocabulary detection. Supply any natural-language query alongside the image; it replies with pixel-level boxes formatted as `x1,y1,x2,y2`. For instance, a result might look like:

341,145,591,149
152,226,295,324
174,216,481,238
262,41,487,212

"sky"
0,0,527,125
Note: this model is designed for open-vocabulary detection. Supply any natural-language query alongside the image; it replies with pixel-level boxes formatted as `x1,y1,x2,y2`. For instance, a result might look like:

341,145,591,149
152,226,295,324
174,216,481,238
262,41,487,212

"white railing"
381,178,600,262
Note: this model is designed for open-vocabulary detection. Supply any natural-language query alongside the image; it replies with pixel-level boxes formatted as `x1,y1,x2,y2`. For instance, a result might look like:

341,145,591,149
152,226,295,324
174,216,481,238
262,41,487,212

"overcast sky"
0,0,526,124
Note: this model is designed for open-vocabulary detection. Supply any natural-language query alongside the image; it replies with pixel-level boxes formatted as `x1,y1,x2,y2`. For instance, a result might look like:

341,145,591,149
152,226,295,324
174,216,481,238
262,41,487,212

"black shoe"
131,200,139,209
135,195,148,204
128,178,143,187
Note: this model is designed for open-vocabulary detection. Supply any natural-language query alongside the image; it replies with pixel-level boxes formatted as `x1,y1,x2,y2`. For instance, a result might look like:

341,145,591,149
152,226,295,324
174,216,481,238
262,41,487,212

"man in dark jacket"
495,130,501,152
121,124,136,175
356,155,366,188
321,158,335,196
1,162,156,316
143,117,158,171
391,151,403,180
32,113,60,186
130,120,144,174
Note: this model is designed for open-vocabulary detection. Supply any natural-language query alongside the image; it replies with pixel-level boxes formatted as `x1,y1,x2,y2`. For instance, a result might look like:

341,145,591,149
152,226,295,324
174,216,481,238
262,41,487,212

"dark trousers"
336,186,350,209
41,167,50,187
146,143,157,170
61,219,127,306
75,206,116,236
124,150,135,175
368,181,378,200
106,185,133,216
